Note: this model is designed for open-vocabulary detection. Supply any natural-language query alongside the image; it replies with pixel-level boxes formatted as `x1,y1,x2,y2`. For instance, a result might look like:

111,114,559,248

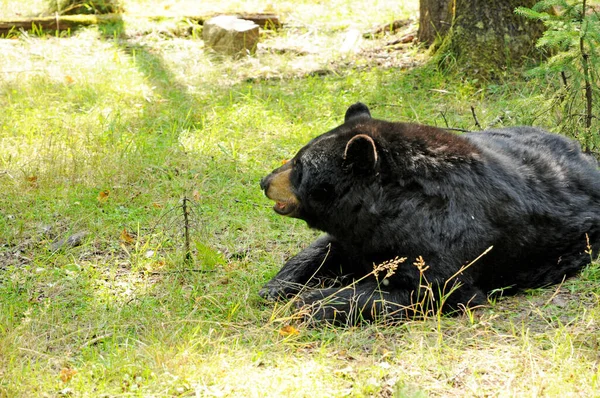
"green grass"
1,0,600,396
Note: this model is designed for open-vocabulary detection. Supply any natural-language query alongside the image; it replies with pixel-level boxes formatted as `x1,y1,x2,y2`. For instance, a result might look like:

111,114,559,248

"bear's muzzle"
260,168,300,217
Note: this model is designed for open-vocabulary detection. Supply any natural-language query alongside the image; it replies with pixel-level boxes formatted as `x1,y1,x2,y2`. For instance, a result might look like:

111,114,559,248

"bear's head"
260,103,385,233
260,103,481,238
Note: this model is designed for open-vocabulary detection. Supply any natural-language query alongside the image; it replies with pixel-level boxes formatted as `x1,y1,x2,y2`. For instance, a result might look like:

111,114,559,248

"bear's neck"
374,122,481,176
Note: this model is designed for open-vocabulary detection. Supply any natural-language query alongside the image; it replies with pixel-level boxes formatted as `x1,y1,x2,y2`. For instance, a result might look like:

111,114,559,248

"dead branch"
0,12,281,35
363,19,411,38
182,196,193,266
470,105,482,130
580,0,594,129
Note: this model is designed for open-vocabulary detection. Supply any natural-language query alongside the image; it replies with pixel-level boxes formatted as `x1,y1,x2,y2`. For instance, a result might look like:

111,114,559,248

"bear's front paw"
258,286,285,301
258,280,303,301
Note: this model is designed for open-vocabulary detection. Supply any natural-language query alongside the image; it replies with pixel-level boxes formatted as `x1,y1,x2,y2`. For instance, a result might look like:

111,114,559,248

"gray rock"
50,231,88,251
203,15,259,56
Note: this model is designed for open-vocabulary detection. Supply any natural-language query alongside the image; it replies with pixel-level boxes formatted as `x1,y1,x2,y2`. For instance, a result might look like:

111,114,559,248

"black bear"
259,103,600,324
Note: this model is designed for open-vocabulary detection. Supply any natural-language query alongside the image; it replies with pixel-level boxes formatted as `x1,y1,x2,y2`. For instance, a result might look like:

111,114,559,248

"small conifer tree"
517,0,599,150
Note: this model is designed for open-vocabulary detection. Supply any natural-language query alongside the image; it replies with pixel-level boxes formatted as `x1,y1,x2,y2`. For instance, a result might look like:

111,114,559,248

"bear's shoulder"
353,119,482,161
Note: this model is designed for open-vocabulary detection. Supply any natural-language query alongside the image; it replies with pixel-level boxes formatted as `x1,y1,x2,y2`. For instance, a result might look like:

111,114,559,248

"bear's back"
464,127,600,194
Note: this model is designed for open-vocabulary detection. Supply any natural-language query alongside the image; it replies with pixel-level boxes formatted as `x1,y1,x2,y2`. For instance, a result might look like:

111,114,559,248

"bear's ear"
344,102,372,123
343,134,378,173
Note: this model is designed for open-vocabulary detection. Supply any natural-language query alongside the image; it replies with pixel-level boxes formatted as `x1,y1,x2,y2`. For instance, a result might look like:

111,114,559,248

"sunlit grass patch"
1,0,599,396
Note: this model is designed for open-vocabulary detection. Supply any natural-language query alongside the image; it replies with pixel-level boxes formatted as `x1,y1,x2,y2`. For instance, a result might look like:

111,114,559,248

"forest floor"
1,0,599,396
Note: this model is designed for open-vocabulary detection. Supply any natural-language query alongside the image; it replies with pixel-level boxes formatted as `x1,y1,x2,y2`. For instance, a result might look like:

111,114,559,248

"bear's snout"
260,168,300,217
259,175,270,192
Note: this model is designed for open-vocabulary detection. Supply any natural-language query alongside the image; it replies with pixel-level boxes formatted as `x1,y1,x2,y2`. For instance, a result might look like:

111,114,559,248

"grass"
1,0,599,396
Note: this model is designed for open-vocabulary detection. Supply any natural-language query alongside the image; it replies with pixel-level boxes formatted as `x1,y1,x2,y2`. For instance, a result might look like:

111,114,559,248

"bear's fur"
259,103,600,324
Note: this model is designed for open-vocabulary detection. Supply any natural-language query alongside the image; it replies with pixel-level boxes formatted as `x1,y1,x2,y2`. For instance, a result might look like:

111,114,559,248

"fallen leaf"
97,190,110,203
281,159,289,165
152,202,163,209
60,367,77,383
120,228,135,244
26,175,38,187
65,75,75,84
192,190,201,201
278,325,299,337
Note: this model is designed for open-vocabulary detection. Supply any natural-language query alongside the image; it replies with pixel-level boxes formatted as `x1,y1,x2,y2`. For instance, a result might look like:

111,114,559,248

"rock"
50,231,88,251
203,15,259,56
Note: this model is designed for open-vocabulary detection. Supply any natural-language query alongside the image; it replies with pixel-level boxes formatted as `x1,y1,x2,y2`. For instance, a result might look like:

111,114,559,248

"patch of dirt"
258,19,424,79
486,279,600,334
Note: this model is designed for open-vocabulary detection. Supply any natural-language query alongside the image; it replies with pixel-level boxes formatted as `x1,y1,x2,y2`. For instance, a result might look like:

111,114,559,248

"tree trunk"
417,0,452,46
419,0,545,78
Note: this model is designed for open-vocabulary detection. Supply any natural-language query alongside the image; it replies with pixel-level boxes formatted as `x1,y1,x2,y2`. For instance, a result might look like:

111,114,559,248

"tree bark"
417,0,452,46
419,0,545,78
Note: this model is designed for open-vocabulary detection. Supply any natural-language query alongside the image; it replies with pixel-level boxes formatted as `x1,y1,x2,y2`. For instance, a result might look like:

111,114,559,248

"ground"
0,0,599,396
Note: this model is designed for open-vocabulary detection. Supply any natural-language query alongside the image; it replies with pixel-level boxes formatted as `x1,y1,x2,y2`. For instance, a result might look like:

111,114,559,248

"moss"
45,0,123,15
432,0,544,79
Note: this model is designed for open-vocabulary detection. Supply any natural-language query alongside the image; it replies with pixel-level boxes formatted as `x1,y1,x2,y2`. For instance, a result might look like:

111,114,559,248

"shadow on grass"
99,16,197,137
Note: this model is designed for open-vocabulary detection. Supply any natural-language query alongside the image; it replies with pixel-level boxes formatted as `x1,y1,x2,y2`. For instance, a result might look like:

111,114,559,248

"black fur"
260,103,600,324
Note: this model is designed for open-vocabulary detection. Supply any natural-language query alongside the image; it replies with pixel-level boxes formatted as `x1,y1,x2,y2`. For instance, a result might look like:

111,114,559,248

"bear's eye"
310,183,334,202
